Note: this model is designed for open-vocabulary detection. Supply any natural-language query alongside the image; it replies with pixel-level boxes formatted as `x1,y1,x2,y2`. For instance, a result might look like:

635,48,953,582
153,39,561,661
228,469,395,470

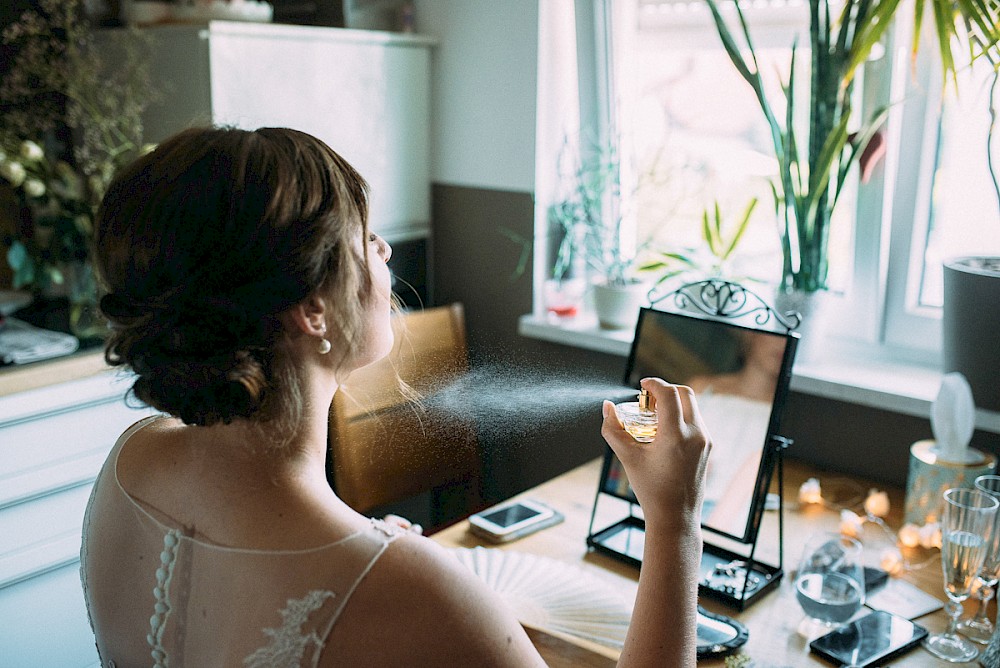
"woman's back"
81,417,407,667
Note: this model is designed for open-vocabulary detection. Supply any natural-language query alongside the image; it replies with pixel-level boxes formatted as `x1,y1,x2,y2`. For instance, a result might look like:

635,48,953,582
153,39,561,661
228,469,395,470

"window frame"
879,18,945,357
535,0,960,367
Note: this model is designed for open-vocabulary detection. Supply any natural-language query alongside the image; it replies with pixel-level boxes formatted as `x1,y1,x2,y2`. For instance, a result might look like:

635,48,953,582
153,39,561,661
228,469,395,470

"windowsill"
518,313,1000,435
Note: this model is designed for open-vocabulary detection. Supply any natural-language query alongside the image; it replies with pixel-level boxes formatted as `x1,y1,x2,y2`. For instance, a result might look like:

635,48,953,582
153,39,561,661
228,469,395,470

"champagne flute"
924,487,999,662
958,475,1000,643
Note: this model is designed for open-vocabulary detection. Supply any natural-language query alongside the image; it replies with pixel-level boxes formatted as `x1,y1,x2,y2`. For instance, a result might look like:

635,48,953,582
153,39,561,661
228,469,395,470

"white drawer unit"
0,369,154,667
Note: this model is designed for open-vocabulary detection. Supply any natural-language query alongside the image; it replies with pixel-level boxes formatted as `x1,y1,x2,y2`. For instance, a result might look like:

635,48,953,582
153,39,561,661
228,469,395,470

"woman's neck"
191,369,338,488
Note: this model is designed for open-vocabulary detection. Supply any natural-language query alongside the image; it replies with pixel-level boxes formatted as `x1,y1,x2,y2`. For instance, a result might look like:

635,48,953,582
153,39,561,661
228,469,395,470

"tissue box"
904,439,997,525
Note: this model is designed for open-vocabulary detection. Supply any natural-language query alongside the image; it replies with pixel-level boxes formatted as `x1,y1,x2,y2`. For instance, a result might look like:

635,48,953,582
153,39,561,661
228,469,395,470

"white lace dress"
80,417,405,667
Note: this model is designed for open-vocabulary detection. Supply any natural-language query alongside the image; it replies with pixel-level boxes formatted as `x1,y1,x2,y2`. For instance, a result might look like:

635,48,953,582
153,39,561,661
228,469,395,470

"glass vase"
66,261,106,342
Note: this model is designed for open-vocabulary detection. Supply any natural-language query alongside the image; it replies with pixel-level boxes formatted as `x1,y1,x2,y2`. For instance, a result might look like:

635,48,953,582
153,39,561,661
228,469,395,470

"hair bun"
132,351,268,426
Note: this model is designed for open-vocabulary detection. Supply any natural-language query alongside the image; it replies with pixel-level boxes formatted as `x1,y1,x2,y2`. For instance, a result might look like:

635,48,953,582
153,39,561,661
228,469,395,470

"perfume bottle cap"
638,388,655,412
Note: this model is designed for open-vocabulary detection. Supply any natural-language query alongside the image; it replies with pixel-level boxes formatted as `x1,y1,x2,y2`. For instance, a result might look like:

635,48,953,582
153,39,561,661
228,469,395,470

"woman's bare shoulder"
324,535,546,667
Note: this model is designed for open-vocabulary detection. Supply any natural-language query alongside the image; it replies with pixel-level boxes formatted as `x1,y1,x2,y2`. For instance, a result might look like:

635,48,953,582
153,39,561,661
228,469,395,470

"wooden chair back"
328,303,482,526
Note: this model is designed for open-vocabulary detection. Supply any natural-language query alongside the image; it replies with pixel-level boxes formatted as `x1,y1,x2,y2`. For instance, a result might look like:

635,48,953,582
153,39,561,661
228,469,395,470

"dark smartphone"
863,566,889,593
809,610,928,667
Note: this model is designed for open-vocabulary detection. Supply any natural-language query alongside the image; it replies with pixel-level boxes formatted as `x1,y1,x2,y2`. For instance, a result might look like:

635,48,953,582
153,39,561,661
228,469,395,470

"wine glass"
794,532,865,635
924,487,999,662
958,475,1000,643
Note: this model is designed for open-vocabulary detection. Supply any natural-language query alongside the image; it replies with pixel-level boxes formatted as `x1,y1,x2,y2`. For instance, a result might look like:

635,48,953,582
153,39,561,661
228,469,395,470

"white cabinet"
130,22,435,243
0,368,154,667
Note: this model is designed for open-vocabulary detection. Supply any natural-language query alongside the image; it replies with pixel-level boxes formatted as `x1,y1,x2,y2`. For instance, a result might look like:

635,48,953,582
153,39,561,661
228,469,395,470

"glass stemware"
793,532,865,636
958,476,1000,643
924,487,999,662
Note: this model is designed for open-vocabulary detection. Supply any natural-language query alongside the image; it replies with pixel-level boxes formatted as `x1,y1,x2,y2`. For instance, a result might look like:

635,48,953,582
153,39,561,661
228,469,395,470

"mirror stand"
697,434,791,610
585,279,803,657
586,434,791,610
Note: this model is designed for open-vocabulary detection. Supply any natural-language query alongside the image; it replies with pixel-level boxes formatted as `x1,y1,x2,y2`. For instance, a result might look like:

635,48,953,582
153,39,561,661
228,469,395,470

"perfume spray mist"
616,388,657,443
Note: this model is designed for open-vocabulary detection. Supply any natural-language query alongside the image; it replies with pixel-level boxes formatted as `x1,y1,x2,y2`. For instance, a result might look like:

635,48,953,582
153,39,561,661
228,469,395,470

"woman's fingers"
383,514,423,535
675,384,705,430
601,400,629,449
641,378,685,434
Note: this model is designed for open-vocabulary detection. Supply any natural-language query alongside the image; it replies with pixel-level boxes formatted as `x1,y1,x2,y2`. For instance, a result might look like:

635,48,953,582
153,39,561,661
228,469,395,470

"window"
913,58,1000,309
533,0,995,365
882,25,1000,353
609,0,858,295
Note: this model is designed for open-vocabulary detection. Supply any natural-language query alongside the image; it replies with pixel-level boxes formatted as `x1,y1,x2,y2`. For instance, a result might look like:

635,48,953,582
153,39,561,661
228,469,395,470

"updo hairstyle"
94,126,373,433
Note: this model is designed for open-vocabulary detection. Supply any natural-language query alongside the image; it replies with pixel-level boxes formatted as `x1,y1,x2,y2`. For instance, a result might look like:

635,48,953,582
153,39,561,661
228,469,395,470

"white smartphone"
468,498,564,543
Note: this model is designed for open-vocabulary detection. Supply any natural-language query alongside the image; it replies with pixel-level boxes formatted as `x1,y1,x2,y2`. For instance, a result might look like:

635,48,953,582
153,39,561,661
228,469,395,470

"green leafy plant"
1,140,93,289
705,0,999,294
723,652,754,668
640,197,760,289
549,141,657,289
0,0,155,295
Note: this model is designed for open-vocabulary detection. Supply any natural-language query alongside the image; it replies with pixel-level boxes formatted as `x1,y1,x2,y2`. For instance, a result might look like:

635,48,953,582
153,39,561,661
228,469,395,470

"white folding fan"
450,546,633,649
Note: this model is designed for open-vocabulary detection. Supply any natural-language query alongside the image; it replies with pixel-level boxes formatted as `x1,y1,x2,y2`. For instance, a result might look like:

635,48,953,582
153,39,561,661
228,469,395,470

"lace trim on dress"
242,589,337,667
148,529,181,667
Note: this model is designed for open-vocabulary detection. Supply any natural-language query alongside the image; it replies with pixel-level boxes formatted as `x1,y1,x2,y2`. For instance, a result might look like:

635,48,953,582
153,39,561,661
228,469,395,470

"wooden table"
433,457,977,666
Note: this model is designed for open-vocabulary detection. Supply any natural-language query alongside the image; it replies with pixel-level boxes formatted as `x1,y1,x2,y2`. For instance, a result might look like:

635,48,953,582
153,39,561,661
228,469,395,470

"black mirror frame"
586,279,800,611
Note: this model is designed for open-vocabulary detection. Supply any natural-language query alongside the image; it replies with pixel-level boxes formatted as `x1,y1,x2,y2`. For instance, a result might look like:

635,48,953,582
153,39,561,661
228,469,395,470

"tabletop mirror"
587,280,799,615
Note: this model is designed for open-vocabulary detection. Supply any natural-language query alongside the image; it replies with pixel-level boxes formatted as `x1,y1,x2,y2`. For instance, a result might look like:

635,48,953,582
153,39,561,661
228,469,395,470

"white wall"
415,0,538,192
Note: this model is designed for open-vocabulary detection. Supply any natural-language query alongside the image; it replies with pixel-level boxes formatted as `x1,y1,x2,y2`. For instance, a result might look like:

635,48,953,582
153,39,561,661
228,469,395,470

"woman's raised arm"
602,377,712,668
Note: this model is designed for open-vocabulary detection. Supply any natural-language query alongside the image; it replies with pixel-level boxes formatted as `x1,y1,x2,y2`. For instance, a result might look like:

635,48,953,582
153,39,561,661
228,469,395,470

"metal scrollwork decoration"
647,279,801,333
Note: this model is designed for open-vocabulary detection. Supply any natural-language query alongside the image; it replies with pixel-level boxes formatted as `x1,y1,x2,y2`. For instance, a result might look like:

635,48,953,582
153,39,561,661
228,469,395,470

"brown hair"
94,126,373,439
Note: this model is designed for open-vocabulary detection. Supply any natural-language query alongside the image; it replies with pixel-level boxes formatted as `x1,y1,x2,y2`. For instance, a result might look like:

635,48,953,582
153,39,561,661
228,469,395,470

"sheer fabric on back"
81,418,399,667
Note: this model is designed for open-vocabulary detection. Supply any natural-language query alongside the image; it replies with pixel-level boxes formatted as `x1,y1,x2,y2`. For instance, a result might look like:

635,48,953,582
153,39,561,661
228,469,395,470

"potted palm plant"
706,0,999,356
549,143,650,330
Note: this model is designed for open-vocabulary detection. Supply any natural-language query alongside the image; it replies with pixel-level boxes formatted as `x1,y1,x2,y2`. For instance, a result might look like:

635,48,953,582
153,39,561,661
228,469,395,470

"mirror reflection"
614,308,794,540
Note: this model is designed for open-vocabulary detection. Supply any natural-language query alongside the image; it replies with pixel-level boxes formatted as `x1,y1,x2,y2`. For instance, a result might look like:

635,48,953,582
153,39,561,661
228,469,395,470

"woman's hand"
602,377,711,530
382,514,423,535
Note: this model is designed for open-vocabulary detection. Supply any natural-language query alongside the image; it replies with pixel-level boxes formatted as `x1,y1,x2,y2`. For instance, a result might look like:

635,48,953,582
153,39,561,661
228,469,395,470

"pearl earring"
317,323,331,355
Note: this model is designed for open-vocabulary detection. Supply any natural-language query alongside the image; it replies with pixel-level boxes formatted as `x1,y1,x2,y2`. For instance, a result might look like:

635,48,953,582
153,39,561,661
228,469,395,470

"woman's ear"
287,294,328,336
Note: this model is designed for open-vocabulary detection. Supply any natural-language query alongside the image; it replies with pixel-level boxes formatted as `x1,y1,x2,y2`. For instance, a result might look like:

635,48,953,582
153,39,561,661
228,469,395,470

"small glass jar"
616,388,657,443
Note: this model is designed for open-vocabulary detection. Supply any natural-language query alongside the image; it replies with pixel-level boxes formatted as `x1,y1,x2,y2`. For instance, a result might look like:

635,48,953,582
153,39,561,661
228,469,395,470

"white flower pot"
773,288,832,365
593,281,649,330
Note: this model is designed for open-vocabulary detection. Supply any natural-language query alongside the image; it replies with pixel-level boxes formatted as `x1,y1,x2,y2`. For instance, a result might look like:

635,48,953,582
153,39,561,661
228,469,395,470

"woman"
81,126,711,667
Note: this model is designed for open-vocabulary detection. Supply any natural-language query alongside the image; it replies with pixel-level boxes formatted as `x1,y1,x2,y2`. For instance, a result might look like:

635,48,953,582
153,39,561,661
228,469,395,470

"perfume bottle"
616,388,657,443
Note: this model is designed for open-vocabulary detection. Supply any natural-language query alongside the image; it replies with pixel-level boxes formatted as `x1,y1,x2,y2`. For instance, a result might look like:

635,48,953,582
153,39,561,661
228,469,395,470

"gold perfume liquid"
615,388,657,443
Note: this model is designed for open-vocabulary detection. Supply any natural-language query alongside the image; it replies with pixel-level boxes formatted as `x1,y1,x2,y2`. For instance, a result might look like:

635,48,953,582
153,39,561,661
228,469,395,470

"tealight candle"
840,509,863,537
799,478,822,505
880,547,905,575
898,523,921,548
919,522,942,549
864,489,890,518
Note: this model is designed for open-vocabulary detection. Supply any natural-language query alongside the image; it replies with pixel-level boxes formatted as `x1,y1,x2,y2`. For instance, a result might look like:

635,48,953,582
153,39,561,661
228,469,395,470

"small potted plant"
640,197,761,295
549,143,650,330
